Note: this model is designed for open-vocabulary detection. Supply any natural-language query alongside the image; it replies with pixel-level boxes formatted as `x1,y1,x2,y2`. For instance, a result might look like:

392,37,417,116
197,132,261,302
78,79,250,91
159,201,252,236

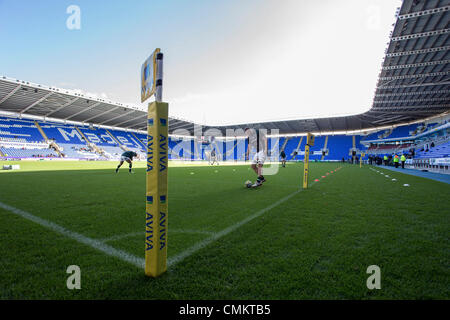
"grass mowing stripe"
0,200,145,270
0,163,339,277
167,166,343,268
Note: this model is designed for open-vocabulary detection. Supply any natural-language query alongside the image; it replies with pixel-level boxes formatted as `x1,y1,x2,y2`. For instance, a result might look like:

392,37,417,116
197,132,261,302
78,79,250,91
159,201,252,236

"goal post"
303,133,315,189
145,101,168,277
142,48,168,277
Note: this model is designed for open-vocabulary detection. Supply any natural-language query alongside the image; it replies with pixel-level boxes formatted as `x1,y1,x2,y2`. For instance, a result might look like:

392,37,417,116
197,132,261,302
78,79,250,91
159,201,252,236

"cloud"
163,0,399,125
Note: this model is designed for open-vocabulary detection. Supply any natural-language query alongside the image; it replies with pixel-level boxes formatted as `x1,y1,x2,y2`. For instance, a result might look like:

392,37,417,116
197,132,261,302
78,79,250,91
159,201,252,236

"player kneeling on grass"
116,151,138,173
245,127,267,187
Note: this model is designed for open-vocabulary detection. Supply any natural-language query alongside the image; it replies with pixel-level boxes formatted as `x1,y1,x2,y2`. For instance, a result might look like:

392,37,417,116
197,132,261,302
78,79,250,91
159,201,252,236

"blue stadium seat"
39,121,86,145
326,135,353,160
0,117,45,143
415,141,450,159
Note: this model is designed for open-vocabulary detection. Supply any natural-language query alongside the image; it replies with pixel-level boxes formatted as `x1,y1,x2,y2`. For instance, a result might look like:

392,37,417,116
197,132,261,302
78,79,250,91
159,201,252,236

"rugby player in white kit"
244,127,267,187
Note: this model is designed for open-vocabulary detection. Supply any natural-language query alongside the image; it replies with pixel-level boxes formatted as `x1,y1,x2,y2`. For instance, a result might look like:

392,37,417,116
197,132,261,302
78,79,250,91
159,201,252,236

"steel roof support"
112,113,147,127
374,97,449,104
377,105,450,110
377,80,450,90
398,6,450,20
379,71,449,81
375,90,450,97
391,28,450,41
0,84,21,104
45,97,80,117
81,106,121,122
382,59,450,70
98,110,136,125
20,92,53,114
385,45,450,57
64,102,102,120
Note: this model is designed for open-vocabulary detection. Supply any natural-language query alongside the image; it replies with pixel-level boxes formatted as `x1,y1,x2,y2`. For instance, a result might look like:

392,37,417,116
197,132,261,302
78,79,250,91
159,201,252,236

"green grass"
0,160,448,299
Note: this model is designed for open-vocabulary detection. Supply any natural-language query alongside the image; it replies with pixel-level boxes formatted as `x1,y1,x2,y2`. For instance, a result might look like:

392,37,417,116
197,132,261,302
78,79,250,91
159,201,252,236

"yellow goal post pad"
145,101,169,277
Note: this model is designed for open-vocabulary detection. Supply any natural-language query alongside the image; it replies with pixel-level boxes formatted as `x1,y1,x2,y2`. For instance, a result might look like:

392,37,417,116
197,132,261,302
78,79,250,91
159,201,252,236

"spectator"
401,154,406,169
393,154,400,168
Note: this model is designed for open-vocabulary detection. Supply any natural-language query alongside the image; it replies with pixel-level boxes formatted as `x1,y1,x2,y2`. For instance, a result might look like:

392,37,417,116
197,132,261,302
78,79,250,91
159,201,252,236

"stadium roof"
0,76,200,133
0,0,448,136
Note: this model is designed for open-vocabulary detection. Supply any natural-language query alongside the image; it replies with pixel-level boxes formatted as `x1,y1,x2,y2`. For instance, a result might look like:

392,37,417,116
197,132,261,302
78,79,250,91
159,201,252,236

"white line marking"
0,201,145,269
0,166,339,271
167,167,347,267
100,229,213,243
172,229,214,235
167,185,313,268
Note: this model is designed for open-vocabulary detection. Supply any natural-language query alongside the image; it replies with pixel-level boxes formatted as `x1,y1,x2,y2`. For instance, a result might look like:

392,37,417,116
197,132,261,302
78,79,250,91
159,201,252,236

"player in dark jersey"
115,151,138,173
280,150,286,167
210,149,217,165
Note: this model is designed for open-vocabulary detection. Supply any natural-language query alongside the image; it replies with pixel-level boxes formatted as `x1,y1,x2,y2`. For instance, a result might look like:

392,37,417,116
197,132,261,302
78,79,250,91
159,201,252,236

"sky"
0,0,401,126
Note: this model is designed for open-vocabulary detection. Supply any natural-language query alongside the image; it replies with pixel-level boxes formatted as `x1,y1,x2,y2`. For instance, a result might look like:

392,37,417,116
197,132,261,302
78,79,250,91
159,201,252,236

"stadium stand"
133,132,147,148
0,113,448,166
282,137,299,160
106,129,146,159
0,117,61,158
361,130,383,142
37,121,107,159
0,116,44,143
75,127,123,159
222,139,237,161
326,135,354,160
308,136,325,160
0,146,59,158
388,124,418,139
56,143,100,159
415,141,450,159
